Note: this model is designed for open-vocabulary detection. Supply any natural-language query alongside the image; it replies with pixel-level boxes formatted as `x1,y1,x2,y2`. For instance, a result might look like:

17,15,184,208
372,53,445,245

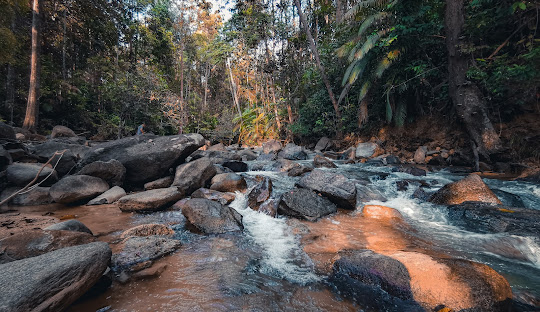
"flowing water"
66,159,540,311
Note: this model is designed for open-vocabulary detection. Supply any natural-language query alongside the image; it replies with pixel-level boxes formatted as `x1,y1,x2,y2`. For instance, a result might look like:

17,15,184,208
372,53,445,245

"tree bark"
23,0,41,132
445,0,501,158
294,0,343,132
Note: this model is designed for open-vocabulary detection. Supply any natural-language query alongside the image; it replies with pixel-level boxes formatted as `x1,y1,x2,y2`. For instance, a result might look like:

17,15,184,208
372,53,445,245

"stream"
67,158,540,311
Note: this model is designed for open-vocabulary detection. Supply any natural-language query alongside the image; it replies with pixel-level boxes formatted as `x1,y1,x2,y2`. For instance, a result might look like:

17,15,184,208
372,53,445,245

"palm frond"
357,12,390,38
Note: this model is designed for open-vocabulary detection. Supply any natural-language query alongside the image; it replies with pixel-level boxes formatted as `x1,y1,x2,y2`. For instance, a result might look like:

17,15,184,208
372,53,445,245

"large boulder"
0,145,12,169
87,186,126,205
356,185,386,205
297,169,357,209
222,160,248,172
6,162,58,186
144,176,173,190
189,150,242,164
210,173,247,193
288,165,312,177
315,137,333,152
29,139,90,159
429,174,502,205
177,198,243,234
238,149,258,161
117,187,182,212
0,230,96,263
247,176,272,211
44,219,93,234
355,142,379,158
262,139,282,154
0,186,52,206
413,146,427,164
0,122,16,140
516,167,540,183
362,205,403,221
278,188,337,221
313,155,337,168
332,250,512,312
191,188,236,205
0,242,111,312
447,202,540,238
120,224,175,238
77,159,126,186
278,143,307,160
51,125,77,138
49,175,109,204
113,236,180,271
172,157,216,196
78,134,204,185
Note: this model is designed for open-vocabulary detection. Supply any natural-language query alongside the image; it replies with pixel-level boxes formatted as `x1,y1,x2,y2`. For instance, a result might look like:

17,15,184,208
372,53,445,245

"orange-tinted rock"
429,174,502,205
362,205,403,221
120,224,175,239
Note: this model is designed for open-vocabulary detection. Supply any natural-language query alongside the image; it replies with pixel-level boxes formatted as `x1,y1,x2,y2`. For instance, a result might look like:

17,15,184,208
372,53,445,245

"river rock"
87,186,126,205
77,159,126,186
313,155,337,168
222,160,248,172
49,175,109,204
262,139,282,154
117,187,182,212
247,176,272,211
492,189,526,208
356,185,386,205
278,188,337,221
0,186,52,206
516,167,540,183
332,249,512,312
6,162,58,186
278,143,307,160
392,165,427,177
0,146,12,169
144,176,174,190
0,229,97,264
79,134,204,185
257,152,278,161
177,198,243,234
315,137,332,152
362,205,403,221
288,165,312,177
173,157,217,196
189,150,242,164
29,139,90,159
414,146,427,164
429,174,502,205
210,173,247,193
191,188,236,205
238,149,258,161
113,236,180,271
447,202,540,238
355,142,378,158
258,199,279,217
120,224,175,238
297,169,357,209
0,242,111,312
0,122,16,140
207,143,226,151
51,125,77,138
44,219,93,235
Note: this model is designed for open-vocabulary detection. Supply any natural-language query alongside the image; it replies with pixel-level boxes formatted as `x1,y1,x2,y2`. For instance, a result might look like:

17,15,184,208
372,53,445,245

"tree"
445,0,501,162
23,0,41,131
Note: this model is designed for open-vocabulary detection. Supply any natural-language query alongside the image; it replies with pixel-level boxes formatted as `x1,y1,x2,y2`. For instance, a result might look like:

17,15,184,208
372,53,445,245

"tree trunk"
445,0,501,158
294,0,343,132
227,58,242,118
23,0,41,132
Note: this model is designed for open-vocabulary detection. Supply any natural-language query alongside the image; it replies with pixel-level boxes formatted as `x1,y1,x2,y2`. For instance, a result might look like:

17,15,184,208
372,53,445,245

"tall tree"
22,0,41,131
445,0,501,160
294,0,343,132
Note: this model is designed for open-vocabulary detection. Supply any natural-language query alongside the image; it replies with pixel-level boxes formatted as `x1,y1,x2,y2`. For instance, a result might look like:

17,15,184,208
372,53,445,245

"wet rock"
323,151,340,160
112,236,180,272
7,148,27,162
356,185,386,204
278,188,337,221
177,198,243,234
258,199,279,217
0,122,16,140
340,147,356,160
428,155,446,166
297,169,357,209
0,146,12,169
79,134,204,185
87,186,126,205
446,202,540,238
429,174,502,205
189,150,242,164
207,143,226,151
355,142,378,158
0,229,97,264
172,157,217,196
191,188,236,205
392,165,427,176
117,187,182,212
262,139,282,154
313,155,337,168
332,250,512,312
120,224,175,238
132,263,168,280
247,176,272,211
516,167,540,183
278,143,307,160
414,146,427,164
44,219,93,235
6,162,58,186
315,137,333,152
222,160,248,172
275,159,299,172
144,176,174,190
0,242,111,312
385,155,401,165
288,165,312,177
0,186,52,206
256,152,278,161
51,125,77,138
214,164,234,175
362,205,403,221
50,175,109,204
77,159,126,186
238,149,258,161
210,173,247,193
412,188,429,201
492,189,526,208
